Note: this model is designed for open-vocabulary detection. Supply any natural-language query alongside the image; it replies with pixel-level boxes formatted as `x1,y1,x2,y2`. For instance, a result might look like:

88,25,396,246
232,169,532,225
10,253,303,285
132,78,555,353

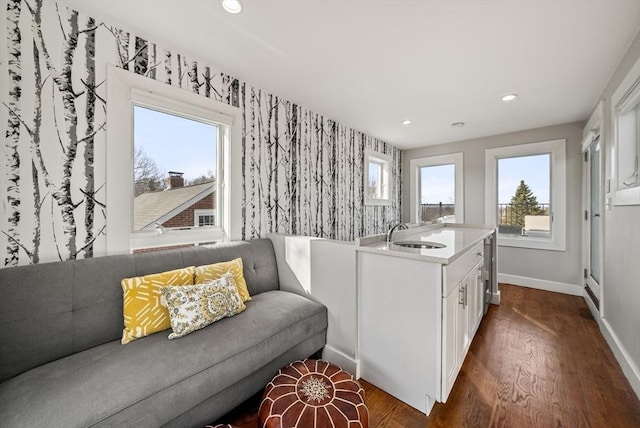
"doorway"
583,134,602,308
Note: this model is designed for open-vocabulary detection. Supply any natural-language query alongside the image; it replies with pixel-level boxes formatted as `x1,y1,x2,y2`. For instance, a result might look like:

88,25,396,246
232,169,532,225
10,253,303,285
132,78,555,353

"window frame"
612,54,640,206
409,153,464,224
106,66,233,254
485,139,566,251
364,149,392,206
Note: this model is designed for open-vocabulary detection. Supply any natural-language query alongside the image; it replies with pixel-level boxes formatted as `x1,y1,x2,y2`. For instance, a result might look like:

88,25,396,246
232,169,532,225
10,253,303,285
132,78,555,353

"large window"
409,153,464,224
485,140,566,251
497,154,550,237
133,106,218,235
106,66,235,254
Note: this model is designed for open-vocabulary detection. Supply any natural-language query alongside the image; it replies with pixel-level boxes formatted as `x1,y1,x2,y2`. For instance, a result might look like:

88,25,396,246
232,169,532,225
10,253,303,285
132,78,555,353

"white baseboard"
321,345,359,376
583,288,599,320
599,318,640,400
498,273,583,296
490,290,501,305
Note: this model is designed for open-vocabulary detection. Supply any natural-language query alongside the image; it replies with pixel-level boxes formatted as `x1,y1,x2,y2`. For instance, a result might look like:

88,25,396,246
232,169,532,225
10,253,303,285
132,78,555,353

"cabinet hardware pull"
464,285,468,307
459,286,465,305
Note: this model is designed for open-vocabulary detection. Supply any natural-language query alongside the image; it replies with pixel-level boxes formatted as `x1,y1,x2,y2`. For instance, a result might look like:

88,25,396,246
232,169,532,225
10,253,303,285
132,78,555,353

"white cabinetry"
358,237,490,415
471,260,485,336
441,252,484,402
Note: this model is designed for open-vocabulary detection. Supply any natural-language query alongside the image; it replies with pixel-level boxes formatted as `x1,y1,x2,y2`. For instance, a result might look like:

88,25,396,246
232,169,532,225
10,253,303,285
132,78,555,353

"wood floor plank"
215,284,640,427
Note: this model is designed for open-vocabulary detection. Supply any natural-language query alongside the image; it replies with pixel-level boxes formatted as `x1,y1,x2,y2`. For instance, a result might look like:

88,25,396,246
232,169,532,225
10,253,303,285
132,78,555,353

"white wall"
268,234,358,375
594,29,640,397
402,122,584,290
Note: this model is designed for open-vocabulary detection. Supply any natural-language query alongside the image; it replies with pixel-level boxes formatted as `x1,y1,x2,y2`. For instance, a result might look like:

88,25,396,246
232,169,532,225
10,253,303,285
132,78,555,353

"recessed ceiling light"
401,119,412,125
502,94,518,102
451,122,465,128
221,0,243,14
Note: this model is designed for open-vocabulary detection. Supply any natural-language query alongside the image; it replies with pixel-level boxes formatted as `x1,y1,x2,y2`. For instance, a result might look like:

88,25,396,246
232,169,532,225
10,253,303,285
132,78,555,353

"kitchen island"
356,223,497,415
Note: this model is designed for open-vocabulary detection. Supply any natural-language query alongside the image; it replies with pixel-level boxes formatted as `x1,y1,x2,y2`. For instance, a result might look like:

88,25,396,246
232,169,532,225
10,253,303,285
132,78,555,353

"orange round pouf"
259,359,368,428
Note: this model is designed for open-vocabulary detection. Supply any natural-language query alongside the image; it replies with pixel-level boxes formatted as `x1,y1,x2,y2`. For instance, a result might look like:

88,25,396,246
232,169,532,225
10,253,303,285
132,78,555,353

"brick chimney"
166,171,184,189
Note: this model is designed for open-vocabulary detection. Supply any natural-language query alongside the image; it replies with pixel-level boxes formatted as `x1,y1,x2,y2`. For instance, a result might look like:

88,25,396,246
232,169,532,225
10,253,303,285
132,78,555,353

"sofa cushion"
0,290,327,428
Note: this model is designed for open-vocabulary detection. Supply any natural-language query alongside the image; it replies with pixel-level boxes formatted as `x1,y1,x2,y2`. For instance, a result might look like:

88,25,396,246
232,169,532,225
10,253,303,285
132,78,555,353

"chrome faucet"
387,221,408,243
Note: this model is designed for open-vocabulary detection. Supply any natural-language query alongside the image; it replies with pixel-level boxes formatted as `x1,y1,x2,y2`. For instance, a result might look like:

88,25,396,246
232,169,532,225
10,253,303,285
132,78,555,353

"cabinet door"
468,261,484,337
474,261,485,334
442,283,460,402
466,271,477,343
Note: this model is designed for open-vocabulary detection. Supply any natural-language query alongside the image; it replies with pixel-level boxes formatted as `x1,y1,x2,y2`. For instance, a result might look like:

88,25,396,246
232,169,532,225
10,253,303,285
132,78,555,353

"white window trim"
364,149,392,206
409,153,464,224
194,209,216,227
485,139,566,251
611,55,640,206
106,65,235,254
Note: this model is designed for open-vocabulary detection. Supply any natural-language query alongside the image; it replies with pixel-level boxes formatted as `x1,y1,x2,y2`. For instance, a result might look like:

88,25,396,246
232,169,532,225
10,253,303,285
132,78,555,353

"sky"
135,105,549,203
133,106,218,181
497,154,550,203
420,154,550,205
421,164,455,204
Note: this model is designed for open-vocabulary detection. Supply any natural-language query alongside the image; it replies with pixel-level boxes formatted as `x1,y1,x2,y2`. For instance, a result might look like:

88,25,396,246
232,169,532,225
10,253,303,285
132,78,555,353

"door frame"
581,101,604,315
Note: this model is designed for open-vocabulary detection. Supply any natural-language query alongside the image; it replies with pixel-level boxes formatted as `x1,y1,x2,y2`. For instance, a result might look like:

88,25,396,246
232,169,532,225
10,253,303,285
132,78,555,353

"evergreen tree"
504,180,546,226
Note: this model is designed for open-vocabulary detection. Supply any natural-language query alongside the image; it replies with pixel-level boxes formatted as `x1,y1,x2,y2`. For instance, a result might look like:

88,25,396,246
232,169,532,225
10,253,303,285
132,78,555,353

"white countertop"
356,223,495,264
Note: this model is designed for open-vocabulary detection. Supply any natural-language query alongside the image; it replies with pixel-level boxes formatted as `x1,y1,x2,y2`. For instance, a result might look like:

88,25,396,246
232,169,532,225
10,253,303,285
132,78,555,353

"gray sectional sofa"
0,239,328,427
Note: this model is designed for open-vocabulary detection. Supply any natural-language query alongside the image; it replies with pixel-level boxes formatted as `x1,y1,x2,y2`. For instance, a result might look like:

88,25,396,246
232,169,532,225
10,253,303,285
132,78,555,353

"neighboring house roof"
134,181,214,230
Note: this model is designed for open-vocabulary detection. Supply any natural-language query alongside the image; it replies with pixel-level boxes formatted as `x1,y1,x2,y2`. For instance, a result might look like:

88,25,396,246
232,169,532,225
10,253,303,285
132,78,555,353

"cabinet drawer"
444,241,484,295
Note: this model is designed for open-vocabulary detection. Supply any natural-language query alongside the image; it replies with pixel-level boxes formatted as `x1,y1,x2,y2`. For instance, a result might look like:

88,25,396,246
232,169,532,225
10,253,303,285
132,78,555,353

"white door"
583,137,602,305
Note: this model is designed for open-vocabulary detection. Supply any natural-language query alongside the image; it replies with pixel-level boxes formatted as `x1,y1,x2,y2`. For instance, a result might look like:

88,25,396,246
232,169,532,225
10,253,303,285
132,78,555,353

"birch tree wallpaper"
1,0,401,267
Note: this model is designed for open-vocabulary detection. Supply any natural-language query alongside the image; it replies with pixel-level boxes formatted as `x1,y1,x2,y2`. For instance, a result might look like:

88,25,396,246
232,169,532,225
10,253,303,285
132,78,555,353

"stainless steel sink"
392,240,446,249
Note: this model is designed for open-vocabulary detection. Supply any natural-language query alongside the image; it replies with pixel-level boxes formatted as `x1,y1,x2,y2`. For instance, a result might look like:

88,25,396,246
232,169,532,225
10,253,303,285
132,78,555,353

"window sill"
498,234,565,252
613,186,640,206
364,198,392,206
131,227,226,251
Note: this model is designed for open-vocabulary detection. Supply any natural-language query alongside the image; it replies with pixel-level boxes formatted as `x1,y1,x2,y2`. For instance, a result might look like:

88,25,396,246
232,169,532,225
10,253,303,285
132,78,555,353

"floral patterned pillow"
161,274,246,339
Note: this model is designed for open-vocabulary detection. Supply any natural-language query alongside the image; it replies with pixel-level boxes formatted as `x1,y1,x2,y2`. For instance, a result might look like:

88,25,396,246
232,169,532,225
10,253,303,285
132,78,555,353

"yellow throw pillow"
121,266,195,344
195,258,251,302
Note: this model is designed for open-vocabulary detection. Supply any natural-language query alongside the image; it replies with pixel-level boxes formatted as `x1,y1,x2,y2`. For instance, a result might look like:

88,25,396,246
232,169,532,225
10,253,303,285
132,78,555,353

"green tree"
504,180,546,226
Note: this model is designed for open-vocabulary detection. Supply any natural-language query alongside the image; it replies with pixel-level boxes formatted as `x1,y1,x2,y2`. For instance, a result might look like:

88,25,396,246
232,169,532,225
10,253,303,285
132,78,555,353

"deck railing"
497,202,550,234
419,203,455,222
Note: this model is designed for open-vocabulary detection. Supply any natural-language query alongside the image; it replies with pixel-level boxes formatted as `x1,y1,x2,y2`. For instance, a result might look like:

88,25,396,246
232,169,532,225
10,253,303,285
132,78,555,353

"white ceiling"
62,0,640,149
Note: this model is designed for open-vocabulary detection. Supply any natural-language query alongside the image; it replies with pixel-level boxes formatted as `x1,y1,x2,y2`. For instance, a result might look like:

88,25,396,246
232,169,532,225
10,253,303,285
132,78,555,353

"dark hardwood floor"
215,284,640,427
